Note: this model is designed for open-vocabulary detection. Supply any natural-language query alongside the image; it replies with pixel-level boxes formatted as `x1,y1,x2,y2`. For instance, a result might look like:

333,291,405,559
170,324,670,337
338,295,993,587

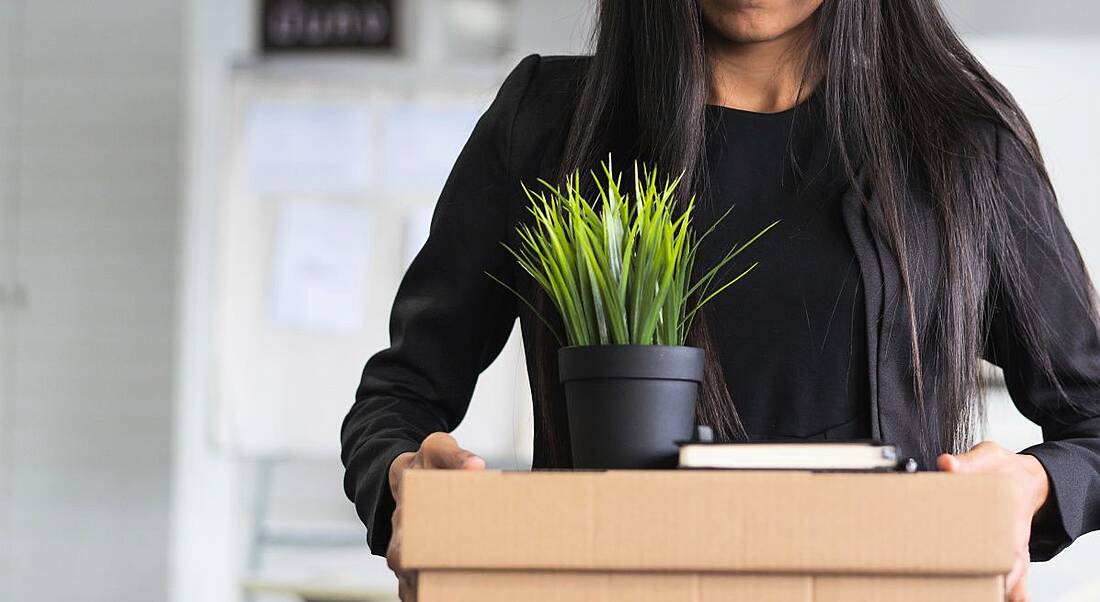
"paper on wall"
268,200,372,334
381,104,483,194
246,101,373,196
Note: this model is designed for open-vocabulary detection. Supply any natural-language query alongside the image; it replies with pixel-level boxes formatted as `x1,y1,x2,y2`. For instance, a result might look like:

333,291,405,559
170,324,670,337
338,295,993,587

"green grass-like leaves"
499,160,777,347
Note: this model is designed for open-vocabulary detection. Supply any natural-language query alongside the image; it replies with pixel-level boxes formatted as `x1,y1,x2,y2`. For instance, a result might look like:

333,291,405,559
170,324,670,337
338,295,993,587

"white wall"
171,2,256,601
944,0,1100,36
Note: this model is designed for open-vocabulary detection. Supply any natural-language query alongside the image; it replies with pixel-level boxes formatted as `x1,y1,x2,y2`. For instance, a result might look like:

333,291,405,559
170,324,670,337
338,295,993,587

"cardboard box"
403,470,1014,601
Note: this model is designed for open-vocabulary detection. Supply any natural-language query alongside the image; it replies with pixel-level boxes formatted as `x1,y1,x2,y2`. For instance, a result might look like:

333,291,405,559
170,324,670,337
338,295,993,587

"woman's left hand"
937,441,1050,602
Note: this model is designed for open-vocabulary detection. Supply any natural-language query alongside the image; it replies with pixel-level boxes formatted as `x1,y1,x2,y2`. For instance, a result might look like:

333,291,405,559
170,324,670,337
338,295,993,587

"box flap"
402,470,1014,574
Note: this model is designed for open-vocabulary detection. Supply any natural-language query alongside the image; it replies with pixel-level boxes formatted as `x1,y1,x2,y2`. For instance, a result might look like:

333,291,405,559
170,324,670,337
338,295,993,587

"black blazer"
341,54,1100,560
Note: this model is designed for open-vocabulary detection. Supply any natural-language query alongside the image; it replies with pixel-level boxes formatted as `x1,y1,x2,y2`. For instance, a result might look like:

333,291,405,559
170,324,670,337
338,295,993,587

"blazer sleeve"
340,54,540,555
984,127,1100,561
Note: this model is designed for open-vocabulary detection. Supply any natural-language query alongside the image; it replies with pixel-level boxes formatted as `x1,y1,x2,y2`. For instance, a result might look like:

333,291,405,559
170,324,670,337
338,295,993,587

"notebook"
678,440,907,471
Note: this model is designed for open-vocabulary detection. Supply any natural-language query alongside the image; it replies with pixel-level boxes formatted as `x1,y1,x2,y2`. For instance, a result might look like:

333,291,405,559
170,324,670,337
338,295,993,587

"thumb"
937,453,965,473
446,444,485,470
420,433,486,470
459,453,486,470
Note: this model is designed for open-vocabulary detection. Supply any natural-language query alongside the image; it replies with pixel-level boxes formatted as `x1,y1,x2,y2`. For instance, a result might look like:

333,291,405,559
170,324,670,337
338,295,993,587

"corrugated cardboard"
419,572,812,602
418,572,1003,602
813,575,1004,602
403,470,1013,600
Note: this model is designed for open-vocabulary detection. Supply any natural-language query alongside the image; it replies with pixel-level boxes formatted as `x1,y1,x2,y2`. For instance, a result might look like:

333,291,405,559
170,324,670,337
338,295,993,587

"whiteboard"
212,63,534,461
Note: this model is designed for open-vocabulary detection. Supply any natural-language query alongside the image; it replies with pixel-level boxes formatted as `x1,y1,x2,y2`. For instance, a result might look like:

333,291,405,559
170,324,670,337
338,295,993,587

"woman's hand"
937,441,1050,602
386,432,485,602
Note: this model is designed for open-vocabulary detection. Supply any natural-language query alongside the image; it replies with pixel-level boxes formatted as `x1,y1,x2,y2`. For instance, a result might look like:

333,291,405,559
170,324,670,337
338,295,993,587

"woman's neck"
705,21,817,114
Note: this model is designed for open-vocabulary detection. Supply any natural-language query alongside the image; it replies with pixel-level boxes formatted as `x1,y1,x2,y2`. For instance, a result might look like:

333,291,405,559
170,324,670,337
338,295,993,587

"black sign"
262,0,396,53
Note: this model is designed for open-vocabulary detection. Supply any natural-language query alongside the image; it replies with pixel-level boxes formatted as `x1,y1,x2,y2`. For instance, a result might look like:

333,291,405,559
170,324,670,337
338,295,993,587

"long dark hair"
531,0,1096,460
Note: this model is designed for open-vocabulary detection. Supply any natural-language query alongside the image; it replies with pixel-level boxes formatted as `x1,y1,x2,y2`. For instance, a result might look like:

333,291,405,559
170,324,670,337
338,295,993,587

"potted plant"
493,161,774,469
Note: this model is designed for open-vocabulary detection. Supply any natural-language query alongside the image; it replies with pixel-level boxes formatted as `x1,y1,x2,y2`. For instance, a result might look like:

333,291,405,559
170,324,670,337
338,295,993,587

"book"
678,440,905,471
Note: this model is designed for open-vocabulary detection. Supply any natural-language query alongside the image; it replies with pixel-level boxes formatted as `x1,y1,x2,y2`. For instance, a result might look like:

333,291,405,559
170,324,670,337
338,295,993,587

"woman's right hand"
386,432,486,601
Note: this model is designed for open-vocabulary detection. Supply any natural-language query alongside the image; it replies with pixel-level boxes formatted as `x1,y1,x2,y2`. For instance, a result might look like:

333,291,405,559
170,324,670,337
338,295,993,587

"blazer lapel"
840,173,885,443
842,169,942,465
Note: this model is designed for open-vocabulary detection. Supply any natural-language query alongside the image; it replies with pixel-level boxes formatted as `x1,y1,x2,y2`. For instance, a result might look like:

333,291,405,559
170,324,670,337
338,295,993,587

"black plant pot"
558,345,704,469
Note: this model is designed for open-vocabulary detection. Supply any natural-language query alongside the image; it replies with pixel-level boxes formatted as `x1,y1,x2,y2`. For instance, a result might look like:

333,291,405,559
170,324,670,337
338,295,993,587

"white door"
2,2,182,600
0,1,18,597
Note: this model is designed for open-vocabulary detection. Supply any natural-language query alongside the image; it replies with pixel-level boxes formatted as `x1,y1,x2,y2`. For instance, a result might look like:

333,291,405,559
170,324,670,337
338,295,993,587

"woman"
342,1,1100,600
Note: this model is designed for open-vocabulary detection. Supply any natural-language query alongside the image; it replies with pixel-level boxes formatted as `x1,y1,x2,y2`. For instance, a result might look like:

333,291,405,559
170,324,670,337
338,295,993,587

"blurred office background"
0,1,1097,600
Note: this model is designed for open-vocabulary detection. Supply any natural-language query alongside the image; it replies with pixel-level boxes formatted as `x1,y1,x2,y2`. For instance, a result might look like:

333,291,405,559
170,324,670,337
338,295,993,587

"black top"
342,54,1100,561
699,92,869,440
